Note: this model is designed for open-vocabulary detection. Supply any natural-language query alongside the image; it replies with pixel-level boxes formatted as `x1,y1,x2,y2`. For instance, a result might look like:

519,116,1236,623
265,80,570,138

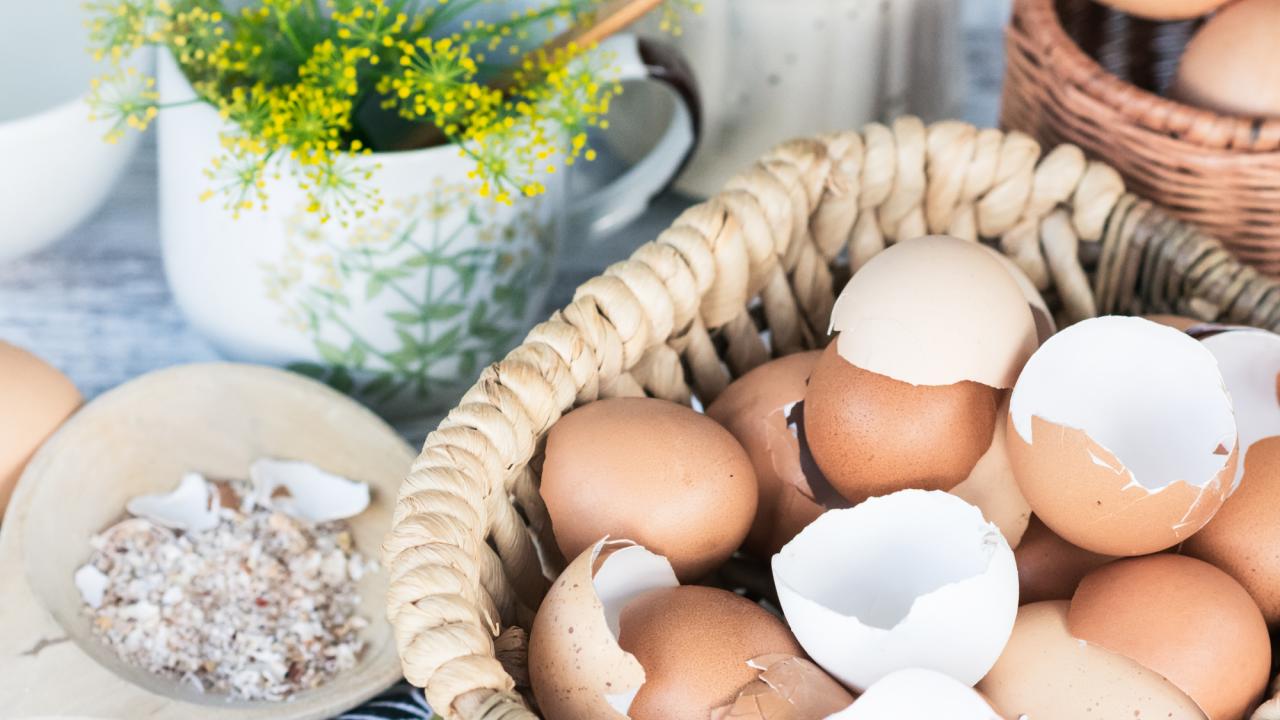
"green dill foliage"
86,0,697,222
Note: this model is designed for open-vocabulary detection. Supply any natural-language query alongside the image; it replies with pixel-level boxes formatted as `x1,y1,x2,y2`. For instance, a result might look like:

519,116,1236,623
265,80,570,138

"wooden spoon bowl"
0,363,415,719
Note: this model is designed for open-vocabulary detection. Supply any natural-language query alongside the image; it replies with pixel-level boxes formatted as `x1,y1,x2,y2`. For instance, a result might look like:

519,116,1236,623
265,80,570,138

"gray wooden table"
0,6,1006,424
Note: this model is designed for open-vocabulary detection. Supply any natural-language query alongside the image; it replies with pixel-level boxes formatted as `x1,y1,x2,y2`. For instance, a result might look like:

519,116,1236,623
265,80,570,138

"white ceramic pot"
158,36,696,423
647,0,965,197
0,1,142,262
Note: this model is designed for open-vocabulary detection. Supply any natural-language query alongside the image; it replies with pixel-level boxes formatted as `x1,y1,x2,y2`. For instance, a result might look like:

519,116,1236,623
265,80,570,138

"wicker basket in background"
384,116,1280,720
1003,0,1280,277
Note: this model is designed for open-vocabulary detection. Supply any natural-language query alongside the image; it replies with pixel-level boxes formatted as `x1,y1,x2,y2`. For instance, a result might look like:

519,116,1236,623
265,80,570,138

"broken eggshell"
1068,554,1270,720
1007,316,1237,557
977,601,1206,720
827,235,1038,389
950,395,1032,547
74,564,109,609
983,244,1056,345
1181,329,1280,625
712,654,854,720
705,351,836,558
124,472,221,531
528,539,679,719
249,458,370,523
772,490,1018,691
826,668,1004,720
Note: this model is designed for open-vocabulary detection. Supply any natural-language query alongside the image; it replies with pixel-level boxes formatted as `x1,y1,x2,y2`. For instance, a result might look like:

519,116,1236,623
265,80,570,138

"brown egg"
1174,0,1280,117
1144,313,1203,331
1015,515,1114,604
978,601,1205,720
1096,0,1230,20
1069,555,1270,720
706,352,830,558
805,342,1000,504
541,397,757,582
617,585,805,720
0,342,81,520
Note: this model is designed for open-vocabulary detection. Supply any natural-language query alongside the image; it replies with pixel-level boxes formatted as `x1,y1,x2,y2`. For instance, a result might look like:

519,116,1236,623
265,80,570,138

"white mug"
647,0,965,198
0,0,141,262
158,34,698,423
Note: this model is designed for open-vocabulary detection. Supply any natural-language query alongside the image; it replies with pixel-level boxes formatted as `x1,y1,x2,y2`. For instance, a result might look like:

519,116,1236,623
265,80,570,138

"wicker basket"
1003,0,1280,277
384,116,1280,720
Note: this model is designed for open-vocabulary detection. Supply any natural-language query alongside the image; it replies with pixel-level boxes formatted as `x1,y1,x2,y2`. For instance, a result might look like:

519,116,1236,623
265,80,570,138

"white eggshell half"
825,668,1004,719
772,490,1018,691
250,458,370,523
1009,316,1236,492
829,235,1038,388
125,471,220,531
1201,329,1280,491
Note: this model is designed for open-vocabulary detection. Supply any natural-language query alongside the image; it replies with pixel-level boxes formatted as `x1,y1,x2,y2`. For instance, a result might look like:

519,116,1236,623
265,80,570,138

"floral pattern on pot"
261,180,555,419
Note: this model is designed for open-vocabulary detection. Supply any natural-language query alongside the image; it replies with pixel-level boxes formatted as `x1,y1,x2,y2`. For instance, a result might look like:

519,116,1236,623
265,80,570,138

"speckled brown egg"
541,397,758,582
706,352,831,558
805,342,1000,504
617,585,805,720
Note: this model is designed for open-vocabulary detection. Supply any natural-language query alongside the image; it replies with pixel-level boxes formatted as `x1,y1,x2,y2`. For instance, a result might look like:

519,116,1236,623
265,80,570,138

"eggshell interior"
950,394,1032,547
827,668,1004,720
977,601,1206,720
829,235,1037,389
1068,555,1270,720
1200,329,1280,491
528,539,679,719
1008,316,1237,556
772,490,1018,691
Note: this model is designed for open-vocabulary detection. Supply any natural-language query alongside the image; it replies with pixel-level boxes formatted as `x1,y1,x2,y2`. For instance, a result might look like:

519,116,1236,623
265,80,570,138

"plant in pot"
87,0,699,428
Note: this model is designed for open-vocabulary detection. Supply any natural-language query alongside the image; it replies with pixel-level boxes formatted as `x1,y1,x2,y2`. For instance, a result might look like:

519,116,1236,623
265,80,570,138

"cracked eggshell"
74,564,109,609
618,585,806,720
706,352,831,558
805,343,1001,504
1182,329,1280,625
1007,316,1237,557
250,458,370,523
827,668,1004,720
712,654,854,720
1068,555,1270,720
950,394,1032,547
977,601,1206,720
1014,515,1114,604
828,235,1037,389
772,490,1018,691
125,472,221,531
528,539,679,719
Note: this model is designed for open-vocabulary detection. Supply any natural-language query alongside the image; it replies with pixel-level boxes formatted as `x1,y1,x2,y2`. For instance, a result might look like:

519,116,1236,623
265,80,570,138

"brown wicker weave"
1003,0,1280,277
383,116,1280,720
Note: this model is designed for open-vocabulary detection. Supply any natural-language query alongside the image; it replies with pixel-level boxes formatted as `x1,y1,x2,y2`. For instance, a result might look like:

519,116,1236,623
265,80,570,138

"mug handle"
567,33,702,242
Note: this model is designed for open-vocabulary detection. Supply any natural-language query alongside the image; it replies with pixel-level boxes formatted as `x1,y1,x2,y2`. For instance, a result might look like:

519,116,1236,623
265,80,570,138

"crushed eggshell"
1007,316,1237,556
772,490,1018,691
528,539,679,719
711,654,853,720
249,459,370,524
828,235,1038,389
74,563,109,609
827,668,1004,719
125,472,221,532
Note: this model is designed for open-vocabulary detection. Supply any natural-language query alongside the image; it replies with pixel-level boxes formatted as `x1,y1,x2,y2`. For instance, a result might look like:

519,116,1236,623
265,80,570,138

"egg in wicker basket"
384,116,1280,720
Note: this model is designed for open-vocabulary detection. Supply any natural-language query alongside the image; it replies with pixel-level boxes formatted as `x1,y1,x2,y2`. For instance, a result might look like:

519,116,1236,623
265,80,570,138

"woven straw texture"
384,116,1280,720
1003,0,1280,277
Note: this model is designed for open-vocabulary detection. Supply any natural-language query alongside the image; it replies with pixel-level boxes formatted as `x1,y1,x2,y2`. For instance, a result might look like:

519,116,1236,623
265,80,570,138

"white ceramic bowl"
0,1,141,263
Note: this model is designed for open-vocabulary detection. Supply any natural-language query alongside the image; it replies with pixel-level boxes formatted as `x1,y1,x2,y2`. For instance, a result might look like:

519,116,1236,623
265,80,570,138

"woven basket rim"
1017,0,1280,152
